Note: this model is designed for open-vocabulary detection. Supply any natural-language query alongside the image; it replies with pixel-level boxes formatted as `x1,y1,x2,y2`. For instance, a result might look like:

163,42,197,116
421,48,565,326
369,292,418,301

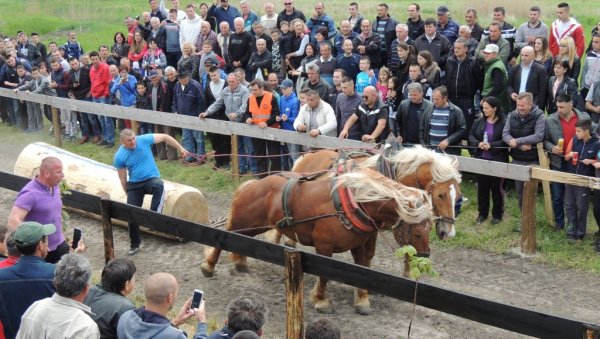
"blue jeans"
182,128,205,161
238,135,257,174
93,96,114,143
79,97,101,137
281,143,301,170
550,163,566,228
6,98,20,126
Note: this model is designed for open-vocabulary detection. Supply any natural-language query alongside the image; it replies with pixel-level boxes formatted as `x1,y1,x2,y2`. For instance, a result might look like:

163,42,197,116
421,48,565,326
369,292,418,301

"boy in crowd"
355,56,375,95
565,119,600,241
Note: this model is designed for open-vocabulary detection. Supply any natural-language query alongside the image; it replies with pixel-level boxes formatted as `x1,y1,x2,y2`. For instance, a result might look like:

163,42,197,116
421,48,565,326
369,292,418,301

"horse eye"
438,193,445,199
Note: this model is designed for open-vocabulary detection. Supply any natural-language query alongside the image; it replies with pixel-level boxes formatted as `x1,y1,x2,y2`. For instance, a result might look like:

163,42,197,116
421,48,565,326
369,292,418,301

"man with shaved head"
8,157,68,263
117,272,207,339
507,45,548,110
339,86,389,143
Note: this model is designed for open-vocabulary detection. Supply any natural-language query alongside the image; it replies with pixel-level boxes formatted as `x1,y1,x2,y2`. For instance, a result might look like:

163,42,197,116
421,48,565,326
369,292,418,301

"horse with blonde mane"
200,168,433,315
291,145,462,241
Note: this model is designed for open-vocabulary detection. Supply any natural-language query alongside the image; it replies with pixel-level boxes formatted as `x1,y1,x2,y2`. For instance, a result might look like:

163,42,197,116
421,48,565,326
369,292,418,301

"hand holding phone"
72,228,82,249
191,289,203,310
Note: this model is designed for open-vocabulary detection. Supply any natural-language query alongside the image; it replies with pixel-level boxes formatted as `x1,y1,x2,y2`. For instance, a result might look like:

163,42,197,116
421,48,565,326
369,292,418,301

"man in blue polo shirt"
114,129,188,256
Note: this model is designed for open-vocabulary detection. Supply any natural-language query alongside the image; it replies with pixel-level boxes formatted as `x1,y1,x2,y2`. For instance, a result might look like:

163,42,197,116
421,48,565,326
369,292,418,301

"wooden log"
285,249,304,339
531,167,600,189
13,142,209,238
536,143,555,226
100,199,115,264
50,106,62,147
521,179,539,255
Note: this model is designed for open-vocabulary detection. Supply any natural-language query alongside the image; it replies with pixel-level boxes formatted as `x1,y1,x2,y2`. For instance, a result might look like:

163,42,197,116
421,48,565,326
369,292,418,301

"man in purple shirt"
7,157,67,263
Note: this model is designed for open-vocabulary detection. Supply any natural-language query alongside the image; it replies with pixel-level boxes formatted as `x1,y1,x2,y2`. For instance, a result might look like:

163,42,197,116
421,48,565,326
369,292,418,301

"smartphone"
72,228,82,249
191,289,203,309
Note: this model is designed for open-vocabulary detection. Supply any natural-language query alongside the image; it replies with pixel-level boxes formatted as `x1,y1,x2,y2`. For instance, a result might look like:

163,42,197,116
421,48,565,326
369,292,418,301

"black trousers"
126,177,165,248
208,132,232,167
252,137,281,178
477,173,504,219
450,96,476,134
45,241,69,264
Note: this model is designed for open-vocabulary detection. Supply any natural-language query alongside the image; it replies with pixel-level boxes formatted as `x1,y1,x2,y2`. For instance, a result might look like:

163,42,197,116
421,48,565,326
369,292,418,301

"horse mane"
359,145,462,183
333,170,432,224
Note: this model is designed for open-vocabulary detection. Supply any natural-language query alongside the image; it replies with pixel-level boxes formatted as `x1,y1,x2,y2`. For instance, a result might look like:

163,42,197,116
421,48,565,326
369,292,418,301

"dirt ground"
2,145,600,338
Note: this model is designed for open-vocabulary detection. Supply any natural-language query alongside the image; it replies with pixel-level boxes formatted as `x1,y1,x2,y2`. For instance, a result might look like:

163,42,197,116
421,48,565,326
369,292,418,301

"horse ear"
425,182,434,194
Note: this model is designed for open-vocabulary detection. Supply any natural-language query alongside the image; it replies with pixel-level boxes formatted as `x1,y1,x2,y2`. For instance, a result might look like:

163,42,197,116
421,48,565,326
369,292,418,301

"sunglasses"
284,2,292,4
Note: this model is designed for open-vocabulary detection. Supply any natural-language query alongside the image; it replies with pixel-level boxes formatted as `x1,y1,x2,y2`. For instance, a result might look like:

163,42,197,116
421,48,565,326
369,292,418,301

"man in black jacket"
444,38,482,133
419,85,466,156
413,18,452,69
228,17,255,76
502,92,545,211
406,3,424,41
507,46,548,110
67,57,102,144
16,32,42,66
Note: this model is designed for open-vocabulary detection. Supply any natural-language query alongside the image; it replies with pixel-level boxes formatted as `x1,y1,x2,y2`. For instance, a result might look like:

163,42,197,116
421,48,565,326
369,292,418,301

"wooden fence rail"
0,170,598,338
3,89,600,256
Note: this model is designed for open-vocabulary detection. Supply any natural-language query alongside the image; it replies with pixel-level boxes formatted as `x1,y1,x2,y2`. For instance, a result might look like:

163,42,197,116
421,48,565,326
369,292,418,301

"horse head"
426,179,461,241
393,219,431,257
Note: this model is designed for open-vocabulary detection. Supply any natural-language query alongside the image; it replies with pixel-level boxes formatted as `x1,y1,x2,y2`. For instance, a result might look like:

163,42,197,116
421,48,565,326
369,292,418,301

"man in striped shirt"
419,85,466,156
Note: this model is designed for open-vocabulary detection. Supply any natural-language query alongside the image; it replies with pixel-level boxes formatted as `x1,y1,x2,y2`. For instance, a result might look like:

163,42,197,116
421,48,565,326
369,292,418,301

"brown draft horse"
200,168,433,314
291,145,462,241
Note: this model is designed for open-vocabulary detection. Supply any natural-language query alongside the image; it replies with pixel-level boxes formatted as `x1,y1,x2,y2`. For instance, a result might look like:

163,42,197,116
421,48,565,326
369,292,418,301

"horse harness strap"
276,176,338,229
330,178,378,234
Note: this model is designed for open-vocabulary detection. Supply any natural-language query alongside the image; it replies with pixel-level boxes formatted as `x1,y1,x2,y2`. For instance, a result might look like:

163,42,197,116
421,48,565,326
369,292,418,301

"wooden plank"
455,156,532,181
50,106,62,147
0,170,593,338
0,88,541,182
531,167,600,189
100,199,115,264
285,250,304,339
536,143,555,226
521,179,539,255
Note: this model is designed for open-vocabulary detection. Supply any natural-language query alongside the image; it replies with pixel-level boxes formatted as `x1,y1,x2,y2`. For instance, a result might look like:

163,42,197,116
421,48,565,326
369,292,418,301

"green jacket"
482,57,510,113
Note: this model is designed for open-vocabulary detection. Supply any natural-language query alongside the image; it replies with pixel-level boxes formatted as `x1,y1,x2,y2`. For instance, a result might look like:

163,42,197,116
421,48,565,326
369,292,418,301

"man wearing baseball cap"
0,221,57,339
481,43,510,113
436,5,459,44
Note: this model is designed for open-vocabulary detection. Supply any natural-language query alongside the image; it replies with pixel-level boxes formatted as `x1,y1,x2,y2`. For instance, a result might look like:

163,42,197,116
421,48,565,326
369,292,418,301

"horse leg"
229,252,249,273
200,247,222,277
349,235,378,315
309,247,334,314
263,229,282,243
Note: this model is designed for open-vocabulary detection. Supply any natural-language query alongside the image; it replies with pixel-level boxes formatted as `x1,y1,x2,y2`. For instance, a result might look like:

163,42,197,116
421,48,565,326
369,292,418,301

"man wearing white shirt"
179,4,202,50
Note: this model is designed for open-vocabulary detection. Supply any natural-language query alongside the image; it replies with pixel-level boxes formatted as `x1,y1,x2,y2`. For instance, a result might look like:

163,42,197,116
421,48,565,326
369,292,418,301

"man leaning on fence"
503,92,546,225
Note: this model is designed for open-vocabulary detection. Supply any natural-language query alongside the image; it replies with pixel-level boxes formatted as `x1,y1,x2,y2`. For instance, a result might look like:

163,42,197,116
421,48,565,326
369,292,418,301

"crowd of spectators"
1,2,600,240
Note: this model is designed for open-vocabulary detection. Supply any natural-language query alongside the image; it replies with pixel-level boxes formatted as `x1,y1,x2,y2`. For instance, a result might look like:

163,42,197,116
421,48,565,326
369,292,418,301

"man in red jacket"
549,2,585,57
89,50,115,148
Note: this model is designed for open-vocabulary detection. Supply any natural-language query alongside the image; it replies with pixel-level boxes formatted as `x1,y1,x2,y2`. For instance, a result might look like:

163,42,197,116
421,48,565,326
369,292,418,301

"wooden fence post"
583,323,600,339
231,134,239,180
536,143,555,226
100,199,115,263
50,106,62,147
521,179,539,255
285,249,304,339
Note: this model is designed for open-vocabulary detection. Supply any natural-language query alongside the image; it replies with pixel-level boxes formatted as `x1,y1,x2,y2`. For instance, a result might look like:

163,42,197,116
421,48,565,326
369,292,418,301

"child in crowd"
271,30,282,75
277,79,300,169
376,66,391,101
401,63,432,101
15,66,56,133
355,56,375,95
565,120,600,241
135,81,154,135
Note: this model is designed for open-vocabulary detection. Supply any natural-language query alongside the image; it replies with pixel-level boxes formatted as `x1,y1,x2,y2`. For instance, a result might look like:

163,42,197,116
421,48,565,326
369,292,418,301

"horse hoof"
200,263,215,277
355,305,372,315
314,301,334,314
235,264,249,273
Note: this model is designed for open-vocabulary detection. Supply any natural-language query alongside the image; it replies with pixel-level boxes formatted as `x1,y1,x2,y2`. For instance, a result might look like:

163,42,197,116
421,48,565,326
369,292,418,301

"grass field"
1,0,599,50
